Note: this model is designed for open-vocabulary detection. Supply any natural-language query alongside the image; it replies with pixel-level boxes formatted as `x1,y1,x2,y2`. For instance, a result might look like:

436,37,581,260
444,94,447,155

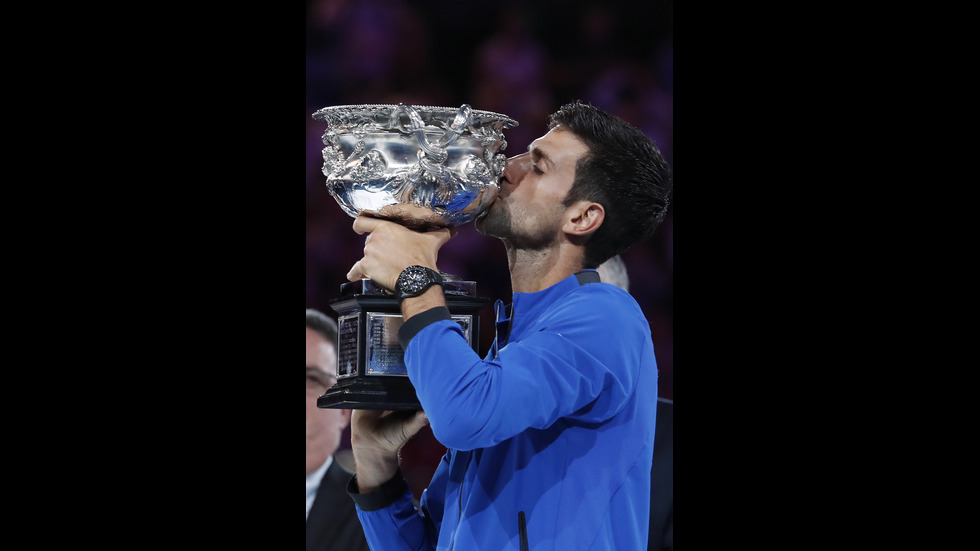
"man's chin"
475,204,510,238
474,209,491,235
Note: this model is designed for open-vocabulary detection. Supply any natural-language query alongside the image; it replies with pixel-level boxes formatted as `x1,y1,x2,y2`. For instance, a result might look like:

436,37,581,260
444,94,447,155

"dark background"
306,0,674,500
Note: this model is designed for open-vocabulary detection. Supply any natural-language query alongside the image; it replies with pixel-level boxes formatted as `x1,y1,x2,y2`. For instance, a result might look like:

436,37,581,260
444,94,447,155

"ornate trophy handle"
393,103,474,184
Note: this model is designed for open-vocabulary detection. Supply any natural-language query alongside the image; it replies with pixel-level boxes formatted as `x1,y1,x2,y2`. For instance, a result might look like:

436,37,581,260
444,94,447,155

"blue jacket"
350,271,659,550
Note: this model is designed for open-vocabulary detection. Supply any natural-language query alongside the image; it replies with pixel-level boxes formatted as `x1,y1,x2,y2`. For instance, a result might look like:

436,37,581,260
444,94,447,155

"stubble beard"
476,201,556,251
475,201,510,239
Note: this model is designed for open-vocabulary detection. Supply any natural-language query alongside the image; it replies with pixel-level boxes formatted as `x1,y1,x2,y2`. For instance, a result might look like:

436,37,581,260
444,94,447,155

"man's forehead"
529,127,587,162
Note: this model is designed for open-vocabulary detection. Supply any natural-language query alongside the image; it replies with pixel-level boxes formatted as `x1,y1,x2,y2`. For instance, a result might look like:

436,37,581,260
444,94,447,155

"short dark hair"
306,308,338,347
550,101,672,268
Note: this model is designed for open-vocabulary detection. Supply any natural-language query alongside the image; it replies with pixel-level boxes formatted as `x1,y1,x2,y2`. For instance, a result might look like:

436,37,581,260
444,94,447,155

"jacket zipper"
519,511,529,551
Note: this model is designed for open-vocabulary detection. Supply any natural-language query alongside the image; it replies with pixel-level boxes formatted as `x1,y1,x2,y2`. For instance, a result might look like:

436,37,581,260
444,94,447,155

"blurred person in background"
340,101,672,550
306,308,370,551
649,394,673,551
598,255,673,551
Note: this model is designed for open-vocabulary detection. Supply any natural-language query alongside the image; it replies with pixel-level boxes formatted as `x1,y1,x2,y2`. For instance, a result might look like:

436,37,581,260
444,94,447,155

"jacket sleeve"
401,287,652,450
348,469,441,551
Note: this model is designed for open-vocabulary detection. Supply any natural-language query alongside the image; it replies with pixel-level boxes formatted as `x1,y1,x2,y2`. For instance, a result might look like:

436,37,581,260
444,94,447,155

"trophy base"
317,276,488,411
317,375,422,410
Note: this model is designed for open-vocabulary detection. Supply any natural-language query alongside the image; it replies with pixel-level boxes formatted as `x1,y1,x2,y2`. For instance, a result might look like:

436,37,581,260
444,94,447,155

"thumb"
434,226,456,246
403,409,430,438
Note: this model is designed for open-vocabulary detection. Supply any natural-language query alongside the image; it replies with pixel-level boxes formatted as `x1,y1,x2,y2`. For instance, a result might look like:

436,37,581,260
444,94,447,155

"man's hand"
350,409,429,493
346,214,456,292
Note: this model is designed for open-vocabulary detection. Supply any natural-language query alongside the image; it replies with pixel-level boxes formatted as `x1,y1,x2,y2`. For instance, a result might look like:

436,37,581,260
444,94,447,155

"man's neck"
506,243,584,293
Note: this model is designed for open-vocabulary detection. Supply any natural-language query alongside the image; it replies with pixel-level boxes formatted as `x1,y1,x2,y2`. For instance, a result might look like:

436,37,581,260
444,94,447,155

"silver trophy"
312,103,518,410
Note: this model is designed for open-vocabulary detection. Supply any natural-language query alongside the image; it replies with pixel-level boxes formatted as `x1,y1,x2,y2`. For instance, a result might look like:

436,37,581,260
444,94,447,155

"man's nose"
501,152,530,186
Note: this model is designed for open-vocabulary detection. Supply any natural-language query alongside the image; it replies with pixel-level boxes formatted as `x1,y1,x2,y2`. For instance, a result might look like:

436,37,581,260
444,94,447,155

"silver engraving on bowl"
313,103,518,231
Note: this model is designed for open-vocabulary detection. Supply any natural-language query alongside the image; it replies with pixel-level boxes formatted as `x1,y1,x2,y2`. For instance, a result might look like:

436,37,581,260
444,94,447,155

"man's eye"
532,165,544,174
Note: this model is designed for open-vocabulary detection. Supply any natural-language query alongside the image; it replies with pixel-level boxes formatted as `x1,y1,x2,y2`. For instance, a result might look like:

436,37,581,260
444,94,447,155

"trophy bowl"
313,103,518,231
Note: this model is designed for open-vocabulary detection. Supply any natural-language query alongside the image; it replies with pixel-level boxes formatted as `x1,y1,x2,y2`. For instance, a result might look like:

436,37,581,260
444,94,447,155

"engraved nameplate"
357,312,474,376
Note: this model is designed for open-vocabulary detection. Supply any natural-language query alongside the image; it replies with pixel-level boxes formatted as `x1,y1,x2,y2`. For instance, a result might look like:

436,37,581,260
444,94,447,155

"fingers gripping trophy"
312,103,518,410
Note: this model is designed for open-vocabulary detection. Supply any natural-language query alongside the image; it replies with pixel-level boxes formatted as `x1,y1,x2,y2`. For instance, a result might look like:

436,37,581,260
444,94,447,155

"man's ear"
564,201,604,236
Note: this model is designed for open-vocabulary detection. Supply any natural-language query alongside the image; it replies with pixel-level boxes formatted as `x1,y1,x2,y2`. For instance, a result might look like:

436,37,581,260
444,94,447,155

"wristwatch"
395,265,444,299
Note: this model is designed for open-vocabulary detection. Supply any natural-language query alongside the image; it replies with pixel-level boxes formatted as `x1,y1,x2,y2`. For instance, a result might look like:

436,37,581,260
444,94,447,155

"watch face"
398,266,437,297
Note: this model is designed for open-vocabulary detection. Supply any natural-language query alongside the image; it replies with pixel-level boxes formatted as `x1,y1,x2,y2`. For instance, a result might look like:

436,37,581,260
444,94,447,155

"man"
305,308,370,551
343,101,672,550
649,396,673,551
